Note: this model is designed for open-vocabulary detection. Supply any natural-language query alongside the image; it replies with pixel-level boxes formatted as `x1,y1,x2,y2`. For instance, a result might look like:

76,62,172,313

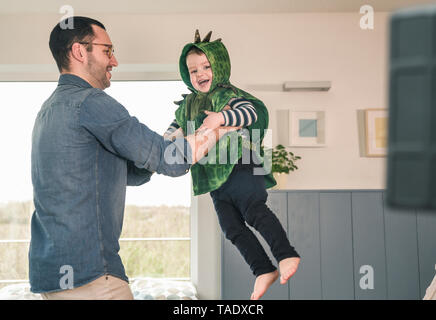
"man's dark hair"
49,16,106,72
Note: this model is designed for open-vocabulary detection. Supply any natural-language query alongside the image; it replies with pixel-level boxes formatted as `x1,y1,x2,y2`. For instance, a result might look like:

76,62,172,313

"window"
0,80,191,289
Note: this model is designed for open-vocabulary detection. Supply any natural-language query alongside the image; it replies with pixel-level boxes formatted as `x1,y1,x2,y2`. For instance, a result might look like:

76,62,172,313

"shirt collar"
58,73,93,88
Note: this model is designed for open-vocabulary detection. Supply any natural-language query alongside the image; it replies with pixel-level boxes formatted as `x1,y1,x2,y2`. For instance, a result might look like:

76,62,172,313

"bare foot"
279,257,300,285
250,270,279,300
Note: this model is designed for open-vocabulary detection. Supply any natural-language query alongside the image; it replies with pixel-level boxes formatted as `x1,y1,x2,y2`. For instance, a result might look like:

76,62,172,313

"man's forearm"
185,127,237,164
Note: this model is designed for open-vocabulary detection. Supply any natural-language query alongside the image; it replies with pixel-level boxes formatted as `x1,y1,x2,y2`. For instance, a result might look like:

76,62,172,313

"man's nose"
110,55,118,67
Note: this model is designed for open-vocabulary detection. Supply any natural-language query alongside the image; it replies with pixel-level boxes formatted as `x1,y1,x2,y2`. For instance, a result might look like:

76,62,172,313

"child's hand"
198,111,224,131
197,105,231,132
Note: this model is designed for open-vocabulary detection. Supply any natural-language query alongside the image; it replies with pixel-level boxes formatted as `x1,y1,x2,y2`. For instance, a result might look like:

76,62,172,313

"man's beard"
87,54,110,89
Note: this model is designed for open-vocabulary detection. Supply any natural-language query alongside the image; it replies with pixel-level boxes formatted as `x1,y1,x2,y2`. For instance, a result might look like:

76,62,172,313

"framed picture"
365,109,388,157
289,111,326,147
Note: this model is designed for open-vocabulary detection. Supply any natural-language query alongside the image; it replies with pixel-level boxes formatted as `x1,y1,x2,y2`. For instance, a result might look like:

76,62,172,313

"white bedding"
0,278,198,300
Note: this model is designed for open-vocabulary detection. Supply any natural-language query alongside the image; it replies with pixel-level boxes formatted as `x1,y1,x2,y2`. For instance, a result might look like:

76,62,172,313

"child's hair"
186,46,205,57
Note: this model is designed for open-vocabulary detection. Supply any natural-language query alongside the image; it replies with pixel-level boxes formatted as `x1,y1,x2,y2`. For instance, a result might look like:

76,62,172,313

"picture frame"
365,109,388,157
289,111,326,147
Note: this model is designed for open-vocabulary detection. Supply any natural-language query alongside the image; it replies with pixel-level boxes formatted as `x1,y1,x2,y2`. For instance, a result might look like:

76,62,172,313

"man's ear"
70,42,86,63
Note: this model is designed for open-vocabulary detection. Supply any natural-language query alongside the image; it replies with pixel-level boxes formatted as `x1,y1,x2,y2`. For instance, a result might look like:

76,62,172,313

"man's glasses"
78,42,115,59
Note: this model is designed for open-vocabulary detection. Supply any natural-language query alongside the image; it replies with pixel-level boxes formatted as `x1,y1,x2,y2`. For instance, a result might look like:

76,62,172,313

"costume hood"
179,30,231,93
175,30,276,195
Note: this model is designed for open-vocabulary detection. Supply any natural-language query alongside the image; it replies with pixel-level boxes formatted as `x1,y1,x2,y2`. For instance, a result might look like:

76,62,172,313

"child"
164,30,300,300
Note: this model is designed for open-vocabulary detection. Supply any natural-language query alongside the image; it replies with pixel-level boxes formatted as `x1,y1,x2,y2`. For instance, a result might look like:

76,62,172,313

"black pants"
210,162,300,277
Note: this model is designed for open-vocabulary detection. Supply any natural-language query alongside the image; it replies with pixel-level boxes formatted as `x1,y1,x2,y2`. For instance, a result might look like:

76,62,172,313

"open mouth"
198,79,209,86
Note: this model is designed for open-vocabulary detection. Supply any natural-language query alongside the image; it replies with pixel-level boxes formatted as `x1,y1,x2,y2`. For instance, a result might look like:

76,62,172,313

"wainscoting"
221,190,436,300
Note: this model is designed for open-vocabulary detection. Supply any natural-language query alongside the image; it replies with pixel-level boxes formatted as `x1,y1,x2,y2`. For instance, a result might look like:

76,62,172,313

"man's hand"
185,125,240,164
164,127,184,141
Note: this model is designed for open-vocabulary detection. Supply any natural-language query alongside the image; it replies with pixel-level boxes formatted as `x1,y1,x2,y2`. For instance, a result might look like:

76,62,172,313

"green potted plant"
271,144,301,189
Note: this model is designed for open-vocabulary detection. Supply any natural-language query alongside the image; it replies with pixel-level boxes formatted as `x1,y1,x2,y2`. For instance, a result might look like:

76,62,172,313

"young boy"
164,30,300,300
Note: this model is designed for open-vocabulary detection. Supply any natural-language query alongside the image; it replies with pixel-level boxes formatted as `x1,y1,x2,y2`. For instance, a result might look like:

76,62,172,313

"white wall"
0,11,390,298
0,12,389,189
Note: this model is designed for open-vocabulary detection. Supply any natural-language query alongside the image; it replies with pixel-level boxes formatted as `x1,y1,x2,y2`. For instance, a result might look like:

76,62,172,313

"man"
30,16,234,300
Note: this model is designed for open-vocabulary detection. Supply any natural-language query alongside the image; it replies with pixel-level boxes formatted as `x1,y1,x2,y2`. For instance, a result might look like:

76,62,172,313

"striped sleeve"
164,119,180,136
221,98,258,127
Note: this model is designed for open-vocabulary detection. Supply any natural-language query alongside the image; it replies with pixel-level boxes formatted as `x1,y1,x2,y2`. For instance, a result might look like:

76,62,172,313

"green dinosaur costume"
175,30,276,195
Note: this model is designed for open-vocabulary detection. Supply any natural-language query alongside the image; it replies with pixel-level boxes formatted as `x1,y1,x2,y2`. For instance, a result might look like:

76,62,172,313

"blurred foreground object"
387,4,436,210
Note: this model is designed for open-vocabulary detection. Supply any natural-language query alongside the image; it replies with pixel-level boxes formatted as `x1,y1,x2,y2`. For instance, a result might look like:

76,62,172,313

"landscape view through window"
0,80,192,288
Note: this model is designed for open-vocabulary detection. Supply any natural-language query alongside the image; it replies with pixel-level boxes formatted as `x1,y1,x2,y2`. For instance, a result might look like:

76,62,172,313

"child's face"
186,52,213,93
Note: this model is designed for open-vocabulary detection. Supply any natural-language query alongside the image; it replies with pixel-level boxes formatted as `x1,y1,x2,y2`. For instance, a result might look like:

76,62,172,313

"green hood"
179,31,231,94
175,30,276,195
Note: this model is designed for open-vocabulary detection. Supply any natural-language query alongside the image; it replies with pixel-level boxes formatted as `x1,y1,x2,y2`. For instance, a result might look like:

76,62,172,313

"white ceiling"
0,0,435,14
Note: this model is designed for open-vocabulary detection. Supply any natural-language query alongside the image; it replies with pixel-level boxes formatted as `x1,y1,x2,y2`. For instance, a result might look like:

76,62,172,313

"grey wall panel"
267,192,288,231
383,195,420,299
221,192,289,300
287,192,322,300
319,192,354,299
260,192,289,299
222,235,287,300
351,192,387,299
221,190,433,300
221,237,254,300
416,209,436,299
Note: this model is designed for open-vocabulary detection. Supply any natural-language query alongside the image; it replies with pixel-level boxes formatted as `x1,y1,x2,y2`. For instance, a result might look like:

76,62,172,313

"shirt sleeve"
79,90,191,177
220,98,258,127
164,119,180,138
126,160,154,186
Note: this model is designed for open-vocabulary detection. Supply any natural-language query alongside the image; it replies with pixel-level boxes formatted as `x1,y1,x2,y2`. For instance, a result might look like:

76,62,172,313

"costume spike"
203,31,212,42
194,29,201,43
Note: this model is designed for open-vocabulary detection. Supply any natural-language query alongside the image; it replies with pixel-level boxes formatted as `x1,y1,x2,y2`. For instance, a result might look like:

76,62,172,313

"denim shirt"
29,74,191,293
